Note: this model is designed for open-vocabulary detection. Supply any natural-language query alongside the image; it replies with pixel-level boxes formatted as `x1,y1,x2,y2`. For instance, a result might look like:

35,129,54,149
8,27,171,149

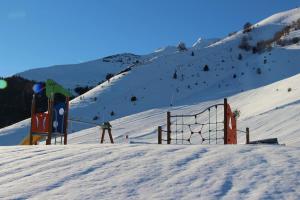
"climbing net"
168,104,225,144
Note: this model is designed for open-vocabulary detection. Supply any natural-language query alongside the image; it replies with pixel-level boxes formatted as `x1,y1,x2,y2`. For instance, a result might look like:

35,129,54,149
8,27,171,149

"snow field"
0,144,299,200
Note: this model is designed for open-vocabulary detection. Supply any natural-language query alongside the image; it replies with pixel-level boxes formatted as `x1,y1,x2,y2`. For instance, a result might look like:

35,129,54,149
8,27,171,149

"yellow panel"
20,135,44,145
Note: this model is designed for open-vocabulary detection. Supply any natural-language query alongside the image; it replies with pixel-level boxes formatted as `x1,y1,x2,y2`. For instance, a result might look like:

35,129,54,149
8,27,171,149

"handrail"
68,118,102,127
171,103,224,118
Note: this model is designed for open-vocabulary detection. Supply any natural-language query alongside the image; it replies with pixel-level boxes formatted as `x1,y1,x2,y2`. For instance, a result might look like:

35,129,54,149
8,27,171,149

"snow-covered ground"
0,144,299,200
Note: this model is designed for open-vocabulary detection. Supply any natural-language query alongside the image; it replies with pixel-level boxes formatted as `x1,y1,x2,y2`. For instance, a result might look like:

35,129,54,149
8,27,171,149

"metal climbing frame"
158,98,237,145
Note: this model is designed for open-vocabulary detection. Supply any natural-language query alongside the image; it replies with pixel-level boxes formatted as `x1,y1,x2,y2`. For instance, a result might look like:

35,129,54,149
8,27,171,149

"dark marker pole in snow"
246,127,250,144
158,126,162,144
167,112,171,144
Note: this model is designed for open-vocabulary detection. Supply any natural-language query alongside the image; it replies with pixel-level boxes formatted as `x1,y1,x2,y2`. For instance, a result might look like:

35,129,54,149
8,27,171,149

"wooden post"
167,112,171,144
100,128,114,144
46,94,54,145
63,96,70,145
246,127,250,144
29,94,36,145
158,126,162,144
100,129,105,143
224,98,228,144
108,128,114,144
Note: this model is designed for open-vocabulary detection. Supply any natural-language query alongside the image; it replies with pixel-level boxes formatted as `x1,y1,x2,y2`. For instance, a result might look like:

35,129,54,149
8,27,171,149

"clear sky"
1,0,299,77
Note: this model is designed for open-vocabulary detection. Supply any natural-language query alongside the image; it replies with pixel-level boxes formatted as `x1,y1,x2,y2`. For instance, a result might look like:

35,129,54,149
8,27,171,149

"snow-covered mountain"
17,53,142,94
2,8,300,146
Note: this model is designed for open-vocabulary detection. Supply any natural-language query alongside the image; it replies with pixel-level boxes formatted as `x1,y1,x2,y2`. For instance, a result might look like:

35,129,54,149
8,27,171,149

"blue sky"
1,0,299,77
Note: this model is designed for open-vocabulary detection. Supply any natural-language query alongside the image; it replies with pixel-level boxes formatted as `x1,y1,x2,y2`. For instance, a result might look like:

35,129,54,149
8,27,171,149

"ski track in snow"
0,145,299,200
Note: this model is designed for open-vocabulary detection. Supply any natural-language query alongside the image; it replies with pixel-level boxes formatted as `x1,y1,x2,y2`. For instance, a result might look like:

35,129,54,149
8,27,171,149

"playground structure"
19,86,262,145
158,98,241,145
21,80,71,145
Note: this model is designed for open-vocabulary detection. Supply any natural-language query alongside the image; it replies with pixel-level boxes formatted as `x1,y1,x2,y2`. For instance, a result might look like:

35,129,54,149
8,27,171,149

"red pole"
224,98,228,144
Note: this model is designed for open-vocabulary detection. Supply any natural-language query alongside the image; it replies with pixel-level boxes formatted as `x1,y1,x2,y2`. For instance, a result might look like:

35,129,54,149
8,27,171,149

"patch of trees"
105,73,114,82
117,67,132,76
238,36,252,51
93,116,99,120
243,22,253,33
238,53,243,60
277,37,300,46
256,68,262,75
74,86,93,95
239,19,300,53
0,76,48,128
177,42,187,51
131,96,137,102
255,20,300,52
173,70,178,79
203,65,209,71
102,53,140,64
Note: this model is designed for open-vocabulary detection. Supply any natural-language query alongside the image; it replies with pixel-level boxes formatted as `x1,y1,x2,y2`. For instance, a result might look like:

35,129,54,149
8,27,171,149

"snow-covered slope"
17,53,141,93
0,145,299,200
2,72,300,146
66,73,300,147
2,8,300,146
64,7,300,127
